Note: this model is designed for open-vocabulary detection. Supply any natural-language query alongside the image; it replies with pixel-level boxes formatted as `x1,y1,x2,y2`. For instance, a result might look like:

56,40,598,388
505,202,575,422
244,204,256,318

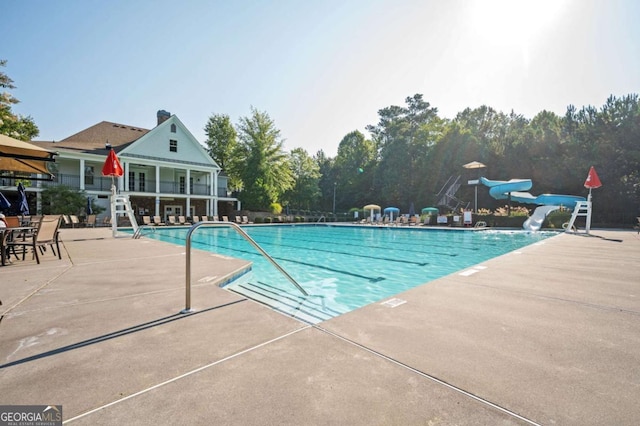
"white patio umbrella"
363,204,381,222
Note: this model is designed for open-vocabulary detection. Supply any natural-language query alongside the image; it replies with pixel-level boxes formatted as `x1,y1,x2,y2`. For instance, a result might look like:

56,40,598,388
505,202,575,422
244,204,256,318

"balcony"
40,173,223,197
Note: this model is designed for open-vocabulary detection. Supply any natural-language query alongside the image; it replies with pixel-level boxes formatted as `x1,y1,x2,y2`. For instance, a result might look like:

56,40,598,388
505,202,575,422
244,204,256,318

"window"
129,171,135,191
179,176,186,194
170,139,177,152
85,166,94,185
189,176,193,194
139,172,146,192
170,124,176,133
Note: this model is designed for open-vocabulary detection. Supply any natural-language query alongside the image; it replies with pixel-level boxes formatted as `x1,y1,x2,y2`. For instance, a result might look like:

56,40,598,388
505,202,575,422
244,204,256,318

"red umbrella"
584,166,602,202
102,149,123,177
584,166,602,189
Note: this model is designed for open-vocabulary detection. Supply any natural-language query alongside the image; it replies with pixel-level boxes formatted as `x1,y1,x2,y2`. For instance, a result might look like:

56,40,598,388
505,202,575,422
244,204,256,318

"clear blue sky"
3,0,639,157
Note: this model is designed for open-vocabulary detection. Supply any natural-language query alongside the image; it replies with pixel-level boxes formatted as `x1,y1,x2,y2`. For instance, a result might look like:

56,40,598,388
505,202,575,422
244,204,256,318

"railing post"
181,221,308,314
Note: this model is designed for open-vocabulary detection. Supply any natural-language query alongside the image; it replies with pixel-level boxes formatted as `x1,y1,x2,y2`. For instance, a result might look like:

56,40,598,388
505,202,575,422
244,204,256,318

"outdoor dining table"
1,226,37,266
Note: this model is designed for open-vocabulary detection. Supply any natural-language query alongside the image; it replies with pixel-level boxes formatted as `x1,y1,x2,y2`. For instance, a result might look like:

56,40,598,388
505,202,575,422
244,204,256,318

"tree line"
206,94,640,225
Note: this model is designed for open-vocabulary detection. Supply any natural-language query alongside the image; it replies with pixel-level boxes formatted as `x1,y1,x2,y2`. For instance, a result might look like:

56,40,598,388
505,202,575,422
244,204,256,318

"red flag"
584,166,602,189
102,148,124,177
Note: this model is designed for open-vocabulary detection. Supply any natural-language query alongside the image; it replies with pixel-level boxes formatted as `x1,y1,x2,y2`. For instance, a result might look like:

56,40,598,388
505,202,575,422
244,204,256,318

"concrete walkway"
1,227,639,425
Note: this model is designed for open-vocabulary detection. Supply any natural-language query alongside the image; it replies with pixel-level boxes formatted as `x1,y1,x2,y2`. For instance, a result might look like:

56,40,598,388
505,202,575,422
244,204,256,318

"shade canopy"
421,207,439,215
102,148,124,177
0,134,57,180
462,161,486,169
363,204,381,222
383,206,399,221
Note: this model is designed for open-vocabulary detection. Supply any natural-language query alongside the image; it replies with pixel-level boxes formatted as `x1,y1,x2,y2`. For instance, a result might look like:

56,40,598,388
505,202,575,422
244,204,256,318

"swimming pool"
140,224,556,324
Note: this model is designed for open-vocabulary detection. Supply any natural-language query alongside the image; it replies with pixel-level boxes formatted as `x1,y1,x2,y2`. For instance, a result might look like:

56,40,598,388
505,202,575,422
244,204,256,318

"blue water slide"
480,177,585,208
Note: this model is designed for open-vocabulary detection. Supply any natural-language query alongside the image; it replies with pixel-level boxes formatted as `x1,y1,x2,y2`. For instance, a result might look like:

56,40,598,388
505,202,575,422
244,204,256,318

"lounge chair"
142,216,152,226
222,216,229,222
8,215,62,264
235,216,243,224
167,215,177,226
86,214,96,228
152,216,166,226
201,216,209,222
178,216,191,225
70,215,81,227
62,215,72,228
242,216,252,224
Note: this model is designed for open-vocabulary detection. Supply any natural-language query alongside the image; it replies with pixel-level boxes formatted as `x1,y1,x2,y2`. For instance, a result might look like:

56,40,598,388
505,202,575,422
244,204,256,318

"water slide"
480,177,586,231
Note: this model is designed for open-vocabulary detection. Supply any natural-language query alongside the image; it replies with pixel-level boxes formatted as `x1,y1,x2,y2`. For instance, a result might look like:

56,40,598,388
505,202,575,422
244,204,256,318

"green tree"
235,107,293,210
204,113,241,190
333,130,377,209
41,186,89,215
366,94,444,208
0,59,39,140
314,149,336,212
282,148,321,211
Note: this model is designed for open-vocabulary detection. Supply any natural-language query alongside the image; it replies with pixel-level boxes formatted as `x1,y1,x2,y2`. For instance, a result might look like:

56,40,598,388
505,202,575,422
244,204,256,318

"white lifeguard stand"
565,198,592,234
109,185,138,237
565,166,602,235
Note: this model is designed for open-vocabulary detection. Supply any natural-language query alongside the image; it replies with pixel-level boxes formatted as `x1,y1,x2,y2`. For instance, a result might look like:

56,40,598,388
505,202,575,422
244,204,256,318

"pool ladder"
182,221,308,313
132,225,156,239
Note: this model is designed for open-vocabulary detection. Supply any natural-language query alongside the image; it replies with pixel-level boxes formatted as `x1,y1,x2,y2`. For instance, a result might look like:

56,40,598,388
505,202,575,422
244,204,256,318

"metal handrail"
133,225,156,239
317,215,326,223
182,221,308,313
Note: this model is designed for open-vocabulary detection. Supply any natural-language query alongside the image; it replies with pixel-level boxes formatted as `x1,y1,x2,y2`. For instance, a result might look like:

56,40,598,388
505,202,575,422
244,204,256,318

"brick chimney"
157,110,171,125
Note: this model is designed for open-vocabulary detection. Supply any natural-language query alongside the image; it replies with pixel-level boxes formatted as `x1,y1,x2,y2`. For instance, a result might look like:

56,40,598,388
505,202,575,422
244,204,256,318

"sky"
3,0,639,157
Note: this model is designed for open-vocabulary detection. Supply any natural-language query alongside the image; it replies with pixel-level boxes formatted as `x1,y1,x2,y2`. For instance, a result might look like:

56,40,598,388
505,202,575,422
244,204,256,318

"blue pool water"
141,225,555,323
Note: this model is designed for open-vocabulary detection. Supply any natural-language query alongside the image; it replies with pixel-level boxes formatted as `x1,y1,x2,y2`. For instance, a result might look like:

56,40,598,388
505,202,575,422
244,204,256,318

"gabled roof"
33,121,150,155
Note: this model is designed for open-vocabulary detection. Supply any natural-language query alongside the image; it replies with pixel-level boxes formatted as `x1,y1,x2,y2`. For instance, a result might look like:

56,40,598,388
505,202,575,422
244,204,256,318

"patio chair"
70,215,81,227
8,215,62,264
142,216,152,226
167,215,177,225
235,216,243,224
178,216,191,225
222,216,229,222
242,216,252,224
62,215,72,228
86,214,96,228
201,216,209,222
152,216,166,226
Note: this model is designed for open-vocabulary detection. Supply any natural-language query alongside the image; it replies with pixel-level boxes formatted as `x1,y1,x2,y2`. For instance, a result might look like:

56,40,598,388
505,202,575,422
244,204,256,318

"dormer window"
170,139,177,152
170,123,176,133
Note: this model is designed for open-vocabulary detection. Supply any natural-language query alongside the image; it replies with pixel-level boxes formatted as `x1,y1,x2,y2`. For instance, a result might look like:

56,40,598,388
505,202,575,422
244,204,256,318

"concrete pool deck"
1,226,639,425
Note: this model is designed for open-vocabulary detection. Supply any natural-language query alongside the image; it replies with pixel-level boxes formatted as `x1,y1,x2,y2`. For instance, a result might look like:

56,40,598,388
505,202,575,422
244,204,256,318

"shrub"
270,203,282,214
253,216,264,224
264,217,272,223
546,210,572,229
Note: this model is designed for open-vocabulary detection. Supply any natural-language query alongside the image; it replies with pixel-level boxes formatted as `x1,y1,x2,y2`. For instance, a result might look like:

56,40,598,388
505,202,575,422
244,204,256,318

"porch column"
212,171,218,218
79,158,85,190
123,161,129,192
155,165,160,193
